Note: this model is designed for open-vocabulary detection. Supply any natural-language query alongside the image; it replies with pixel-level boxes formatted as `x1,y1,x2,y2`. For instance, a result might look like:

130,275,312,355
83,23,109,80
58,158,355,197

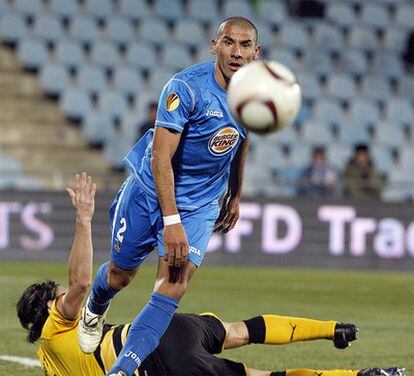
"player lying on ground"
16,174,405,376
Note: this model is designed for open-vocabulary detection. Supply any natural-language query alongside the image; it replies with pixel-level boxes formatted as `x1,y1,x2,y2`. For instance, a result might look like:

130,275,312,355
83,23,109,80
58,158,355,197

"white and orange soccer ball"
227,60,301,134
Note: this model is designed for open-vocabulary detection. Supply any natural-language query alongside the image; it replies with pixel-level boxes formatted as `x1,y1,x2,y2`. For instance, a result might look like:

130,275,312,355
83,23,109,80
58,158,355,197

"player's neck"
214,63,229,91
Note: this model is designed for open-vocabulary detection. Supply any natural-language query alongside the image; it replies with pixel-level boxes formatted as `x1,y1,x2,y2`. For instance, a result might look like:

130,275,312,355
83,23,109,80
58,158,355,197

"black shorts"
138,313,247,376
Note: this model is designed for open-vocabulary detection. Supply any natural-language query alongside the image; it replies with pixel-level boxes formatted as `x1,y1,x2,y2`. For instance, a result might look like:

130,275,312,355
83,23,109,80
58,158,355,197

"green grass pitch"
1,261,413,375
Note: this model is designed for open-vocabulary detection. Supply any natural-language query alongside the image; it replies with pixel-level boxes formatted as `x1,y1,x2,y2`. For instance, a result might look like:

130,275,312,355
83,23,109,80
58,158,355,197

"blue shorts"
109,176,219,269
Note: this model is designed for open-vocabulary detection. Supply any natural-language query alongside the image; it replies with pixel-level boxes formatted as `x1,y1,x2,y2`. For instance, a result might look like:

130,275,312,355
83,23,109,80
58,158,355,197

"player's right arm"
151,79,194,268
152,127,188,267
58,172,96,320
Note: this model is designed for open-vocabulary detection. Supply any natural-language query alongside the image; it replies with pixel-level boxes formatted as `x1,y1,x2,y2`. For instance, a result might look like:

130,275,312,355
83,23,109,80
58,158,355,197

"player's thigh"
110,177,157,270
156,204,219,267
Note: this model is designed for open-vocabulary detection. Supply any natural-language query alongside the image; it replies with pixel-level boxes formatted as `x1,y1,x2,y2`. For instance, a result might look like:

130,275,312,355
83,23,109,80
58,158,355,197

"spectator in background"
298,146,338,197
344,144,383,200
138,102,157,139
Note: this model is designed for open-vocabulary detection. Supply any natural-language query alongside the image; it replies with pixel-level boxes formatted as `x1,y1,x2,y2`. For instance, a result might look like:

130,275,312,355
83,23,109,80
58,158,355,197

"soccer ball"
227,60,301,134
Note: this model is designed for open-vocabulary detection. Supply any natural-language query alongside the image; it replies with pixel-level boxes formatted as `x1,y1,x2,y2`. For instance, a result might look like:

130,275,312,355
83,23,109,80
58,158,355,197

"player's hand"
214,195,240,234
163,223,189,268
66,172,97,223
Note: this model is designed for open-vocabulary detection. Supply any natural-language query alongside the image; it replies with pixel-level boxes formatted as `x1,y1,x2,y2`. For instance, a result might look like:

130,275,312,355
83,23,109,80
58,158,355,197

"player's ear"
253,44,261,60
211,37,218,55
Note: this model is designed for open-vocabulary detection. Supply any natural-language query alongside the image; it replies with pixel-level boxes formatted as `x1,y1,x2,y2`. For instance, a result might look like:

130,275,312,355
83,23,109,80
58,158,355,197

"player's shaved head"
216,17,258,45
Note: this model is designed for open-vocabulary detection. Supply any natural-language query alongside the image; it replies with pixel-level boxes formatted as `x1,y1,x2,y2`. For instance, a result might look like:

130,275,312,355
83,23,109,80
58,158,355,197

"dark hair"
217,16,259,44
16,281,58,343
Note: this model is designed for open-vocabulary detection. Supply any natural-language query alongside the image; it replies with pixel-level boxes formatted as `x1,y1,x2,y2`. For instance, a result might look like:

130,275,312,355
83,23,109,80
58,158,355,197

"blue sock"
88,261,117,315
107,292,179,376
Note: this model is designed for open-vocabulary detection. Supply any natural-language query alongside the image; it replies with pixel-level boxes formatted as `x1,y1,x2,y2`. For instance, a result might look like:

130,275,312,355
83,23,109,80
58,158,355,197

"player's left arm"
57,172,96,320
215,133,250,233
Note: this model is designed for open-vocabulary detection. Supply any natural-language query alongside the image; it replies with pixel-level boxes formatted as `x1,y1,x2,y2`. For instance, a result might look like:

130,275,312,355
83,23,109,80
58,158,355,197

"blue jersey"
124,61,247,211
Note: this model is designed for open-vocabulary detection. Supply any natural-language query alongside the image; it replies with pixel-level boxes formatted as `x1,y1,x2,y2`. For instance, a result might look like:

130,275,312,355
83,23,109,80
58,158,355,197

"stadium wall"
0,190,413,270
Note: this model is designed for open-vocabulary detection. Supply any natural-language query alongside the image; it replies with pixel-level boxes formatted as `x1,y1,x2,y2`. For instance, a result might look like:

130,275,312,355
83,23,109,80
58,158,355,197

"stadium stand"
0,0,413,200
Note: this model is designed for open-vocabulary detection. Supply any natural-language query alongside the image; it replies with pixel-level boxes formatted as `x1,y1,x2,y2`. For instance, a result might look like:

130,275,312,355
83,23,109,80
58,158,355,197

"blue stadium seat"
82,109,113,144
312,22,343,52
0,11,26,45
55,39,84,69
313,98,343,125
104,125,133,168
348,26,378,51
286,144,312,166
326,3,355,28
398,76,414,99
162,43,193,71
266,126,299,145
255,21,275,49
76,64,107,94
371,145,395,175
395,3,414,29
98,90,129,119
222,0,255,19
360,75,391,102
187,0,219,25
399,149,414,173
296,72,321,101
301,121,333,144
84,0,114,21
375,124,405,148
69,14,100,46
33,13,63,46
14,0,43,19
195,45,215,63
383,28,408,52
125,42,157,70
17,38,48,70
360,3,389,29
90,40,120,71
348,99,380,126
113,66,143,97
0,0,11,14
140,17,169,45
149,67,177,92
279,22,309,50
38,61,69,96
60,87,92,121
119,0,150,21
267,48,299,72
338,124,370,145
371,51,404,78
257,0,287,26
327,143,352,169
303,51,332,75
49,0,78,20
326,73,357,101
340,49,367,75
385,98,414,126
106,16,135,46
153,0,184,22
174,20,207,48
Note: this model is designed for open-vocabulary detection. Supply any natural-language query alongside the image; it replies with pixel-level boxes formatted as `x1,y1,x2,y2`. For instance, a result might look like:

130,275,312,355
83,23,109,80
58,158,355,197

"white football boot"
78,300,109,354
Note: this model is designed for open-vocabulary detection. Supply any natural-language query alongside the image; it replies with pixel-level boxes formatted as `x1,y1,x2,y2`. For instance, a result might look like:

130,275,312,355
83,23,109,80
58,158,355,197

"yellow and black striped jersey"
37,298,245,375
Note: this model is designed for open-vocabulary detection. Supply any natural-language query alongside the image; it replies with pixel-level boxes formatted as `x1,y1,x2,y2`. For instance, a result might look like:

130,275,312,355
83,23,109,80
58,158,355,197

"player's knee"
107,264,136,291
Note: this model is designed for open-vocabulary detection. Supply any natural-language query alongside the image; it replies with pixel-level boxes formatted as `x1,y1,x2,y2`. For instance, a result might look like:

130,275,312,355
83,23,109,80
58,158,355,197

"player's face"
211,23,260,84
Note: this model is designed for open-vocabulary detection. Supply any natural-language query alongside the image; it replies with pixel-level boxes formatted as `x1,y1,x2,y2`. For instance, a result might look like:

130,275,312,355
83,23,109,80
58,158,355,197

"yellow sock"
263,315,336,344
286,369,358,376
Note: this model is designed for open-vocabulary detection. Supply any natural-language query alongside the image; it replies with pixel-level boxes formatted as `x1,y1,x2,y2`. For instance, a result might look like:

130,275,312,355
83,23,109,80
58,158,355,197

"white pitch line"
0,355,41,367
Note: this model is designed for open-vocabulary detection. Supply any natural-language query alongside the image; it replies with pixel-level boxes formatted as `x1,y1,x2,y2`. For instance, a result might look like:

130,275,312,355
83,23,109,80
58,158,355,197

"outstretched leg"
222,314,357,349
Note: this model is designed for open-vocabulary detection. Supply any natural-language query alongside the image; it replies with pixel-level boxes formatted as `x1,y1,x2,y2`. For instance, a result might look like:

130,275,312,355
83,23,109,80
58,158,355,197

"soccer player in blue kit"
78,17,261,376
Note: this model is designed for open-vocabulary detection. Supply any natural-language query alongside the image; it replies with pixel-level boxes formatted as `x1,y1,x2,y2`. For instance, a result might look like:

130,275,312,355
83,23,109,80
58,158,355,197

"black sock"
243,316,265,344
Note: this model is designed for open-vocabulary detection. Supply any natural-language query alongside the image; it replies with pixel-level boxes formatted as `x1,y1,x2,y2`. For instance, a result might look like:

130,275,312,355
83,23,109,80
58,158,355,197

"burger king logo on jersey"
208,127,240,156
166,93,180,112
